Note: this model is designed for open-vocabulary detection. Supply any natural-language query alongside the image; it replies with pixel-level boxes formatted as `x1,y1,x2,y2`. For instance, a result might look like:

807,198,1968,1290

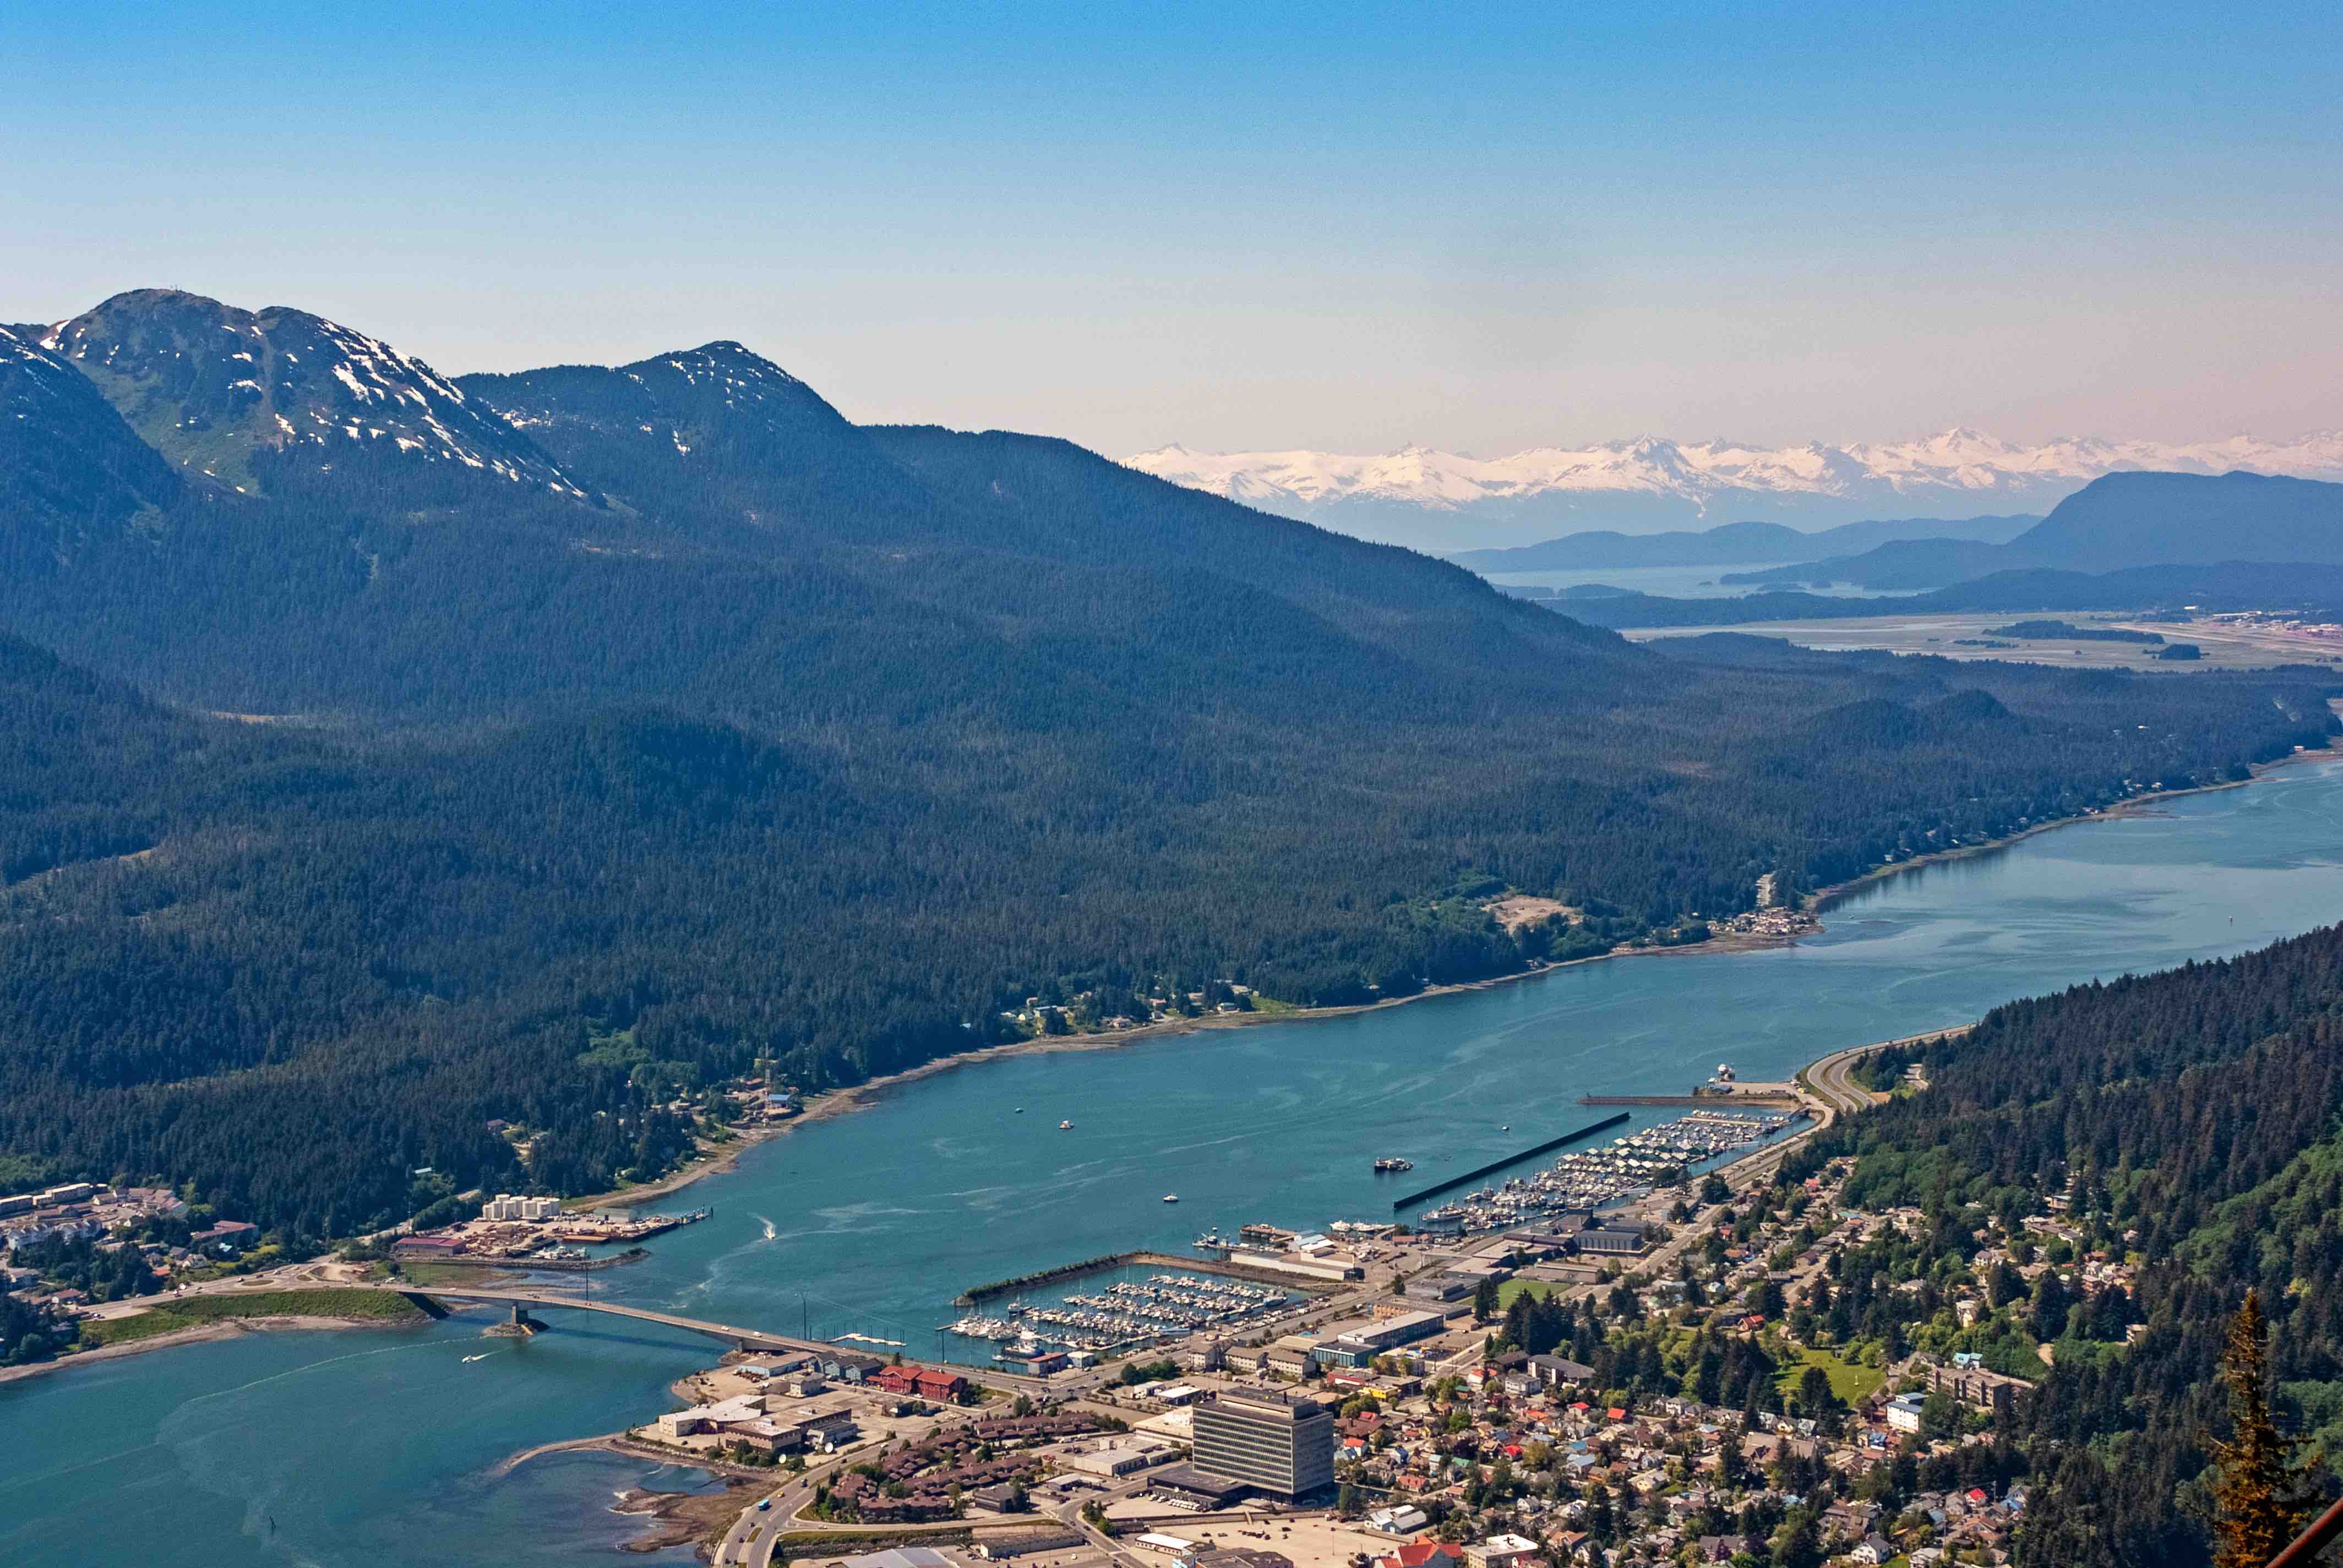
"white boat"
1059,1119,1074,1130
1163,1194,1179,1203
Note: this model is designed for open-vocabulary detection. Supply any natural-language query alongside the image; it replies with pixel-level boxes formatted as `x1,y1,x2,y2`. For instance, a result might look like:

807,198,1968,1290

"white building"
1468,1534,1541,1568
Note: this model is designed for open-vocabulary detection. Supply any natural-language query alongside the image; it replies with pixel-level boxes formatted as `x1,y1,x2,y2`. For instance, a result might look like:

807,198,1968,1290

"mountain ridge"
1130,428,2343,550
1717,471,2343,590
47,288,581,500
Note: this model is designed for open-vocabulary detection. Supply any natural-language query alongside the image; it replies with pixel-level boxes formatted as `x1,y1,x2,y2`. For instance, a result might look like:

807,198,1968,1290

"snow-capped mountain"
1127,429,2343,551
43,289,580,499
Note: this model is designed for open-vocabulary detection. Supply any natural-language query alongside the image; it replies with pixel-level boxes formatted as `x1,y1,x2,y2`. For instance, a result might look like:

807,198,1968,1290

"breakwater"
956,1253,1133,1305
1390,1112,1631,1210
1578,1093,1800,1107
957,1248,1341,1305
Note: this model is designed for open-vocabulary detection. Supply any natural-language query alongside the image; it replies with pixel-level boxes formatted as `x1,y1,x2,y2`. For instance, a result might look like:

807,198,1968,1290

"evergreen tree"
2211,1291,2319,1568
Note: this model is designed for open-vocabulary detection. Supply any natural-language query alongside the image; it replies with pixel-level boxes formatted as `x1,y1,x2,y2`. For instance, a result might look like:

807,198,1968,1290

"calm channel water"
6,759,2342,1565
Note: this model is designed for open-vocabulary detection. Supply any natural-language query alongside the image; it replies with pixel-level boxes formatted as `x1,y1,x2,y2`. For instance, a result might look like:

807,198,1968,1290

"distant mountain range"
1446,514,2041,574
1516,473,2343,630
1127,430,2343,551
1717,472,2343,590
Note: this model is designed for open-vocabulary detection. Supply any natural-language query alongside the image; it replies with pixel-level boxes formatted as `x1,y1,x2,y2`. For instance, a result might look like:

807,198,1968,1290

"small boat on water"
1372,1157,1414,1173
1059,1119,1074,1130
1163,1194,1179,1203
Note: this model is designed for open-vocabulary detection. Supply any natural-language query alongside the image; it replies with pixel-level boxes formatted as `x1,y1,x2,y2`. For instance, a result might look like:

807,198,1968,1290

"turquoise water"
6,759,2342,1565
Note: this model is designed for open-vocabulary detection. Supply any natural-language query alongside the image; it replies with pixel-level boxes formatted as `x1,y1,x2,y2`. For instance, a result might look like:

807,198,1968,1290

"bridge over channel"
385,1284,819,1354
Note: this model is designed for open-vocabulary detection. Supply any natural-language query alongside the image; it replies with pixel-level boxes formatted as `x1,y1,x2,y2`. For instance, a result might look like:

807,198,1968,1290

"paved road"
389,1283,820,1352
1047,1474,1153,1568
1800,1025,1967,1118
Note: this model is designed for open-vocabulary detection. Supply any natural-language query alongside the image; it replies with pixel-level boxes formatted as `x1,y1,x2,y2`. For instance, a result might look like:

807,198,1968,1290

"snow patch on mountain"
50,290,583,498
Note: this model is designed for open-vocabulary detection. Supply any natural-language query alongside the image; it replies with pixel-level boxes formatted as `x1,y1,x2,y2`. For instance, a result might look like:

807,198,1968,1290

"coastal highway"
1799,1025,1968,1119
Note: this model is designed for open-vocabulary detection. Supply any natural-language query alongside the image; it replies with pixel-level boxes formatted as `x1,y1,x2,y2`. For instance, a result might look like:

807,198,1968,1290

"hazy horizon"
9,4,2338,461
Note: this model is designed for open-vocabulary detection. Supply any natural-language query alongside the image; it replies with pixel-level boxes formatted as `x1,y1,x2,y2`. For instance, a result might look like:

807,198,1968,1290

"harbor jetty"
1388,1113,1631,1210
1579,1091,1800,1107
955,1248,1342,1307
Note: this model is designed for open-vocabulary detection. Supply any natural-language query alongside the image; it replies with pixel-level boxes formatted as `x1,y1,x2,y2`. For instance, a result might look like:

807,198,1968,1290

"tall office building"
1190,1390,1335,1499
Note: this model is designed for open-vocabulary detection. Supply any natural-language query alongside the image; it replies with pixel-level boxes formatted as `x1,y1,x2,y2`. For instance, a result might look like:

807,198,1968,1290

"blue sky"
6,2,2337,455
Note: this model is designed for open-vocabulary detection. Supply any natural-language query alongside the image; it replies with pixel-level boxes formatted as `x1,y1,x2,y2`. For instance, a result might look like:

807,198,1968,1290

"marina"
1410,1107,1802,1233
945,1270,1292,1354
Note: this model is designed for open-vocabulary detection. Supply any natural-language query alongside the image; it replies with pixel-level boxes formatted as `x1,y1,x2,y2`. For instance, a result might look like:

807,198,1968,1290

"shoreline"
602,744,2343,1211
598,928,1808,1210
0,1310,418,1387
24,747,2333,1387
575,1124,789,1211
1806,742,2340,911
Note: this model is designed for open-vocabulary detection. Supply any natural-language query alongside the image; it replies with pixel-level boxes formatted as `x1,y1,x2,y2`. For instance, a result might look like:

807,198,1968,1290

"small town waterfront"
5,758,2343,1567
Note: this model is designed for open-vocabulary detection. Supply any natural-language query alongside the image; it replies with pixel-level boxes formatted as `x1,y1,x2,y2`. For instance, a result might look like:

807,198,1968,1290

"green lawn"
80,1289,424,1347
1495,1280,1557,1310
1776,1346,1884,1405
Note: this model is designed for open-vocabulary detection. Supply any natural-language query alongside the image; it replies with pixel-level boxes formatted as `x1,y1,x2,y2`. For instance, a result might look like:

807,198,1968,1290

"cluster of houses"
2,1183,266,1324
829,1411,1108,1521
1005,983,1258,1038
0,1183,203,1255
1329,1360,2034,1565
1282,1156,2134,1564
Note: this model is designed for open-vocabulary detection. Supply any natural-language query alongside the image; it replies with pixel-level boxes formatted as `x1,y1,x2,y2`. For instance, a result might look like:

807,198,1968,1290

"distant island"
1987,620,2164,644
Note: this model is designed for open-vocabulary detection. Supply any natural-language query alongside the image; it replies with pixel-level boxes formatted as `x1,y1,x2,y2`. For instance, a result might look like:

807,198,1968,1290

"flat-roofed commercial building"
1576,1224,1650,1256
1190,1390,1334,1500
1312,1308,1447,1369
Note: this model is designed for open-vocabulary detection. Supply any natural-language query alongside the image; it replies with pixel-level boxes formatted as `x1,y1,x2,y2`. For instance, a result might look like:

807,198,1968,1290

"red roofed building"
1377,1542,1467,1568
914,1369,968,1402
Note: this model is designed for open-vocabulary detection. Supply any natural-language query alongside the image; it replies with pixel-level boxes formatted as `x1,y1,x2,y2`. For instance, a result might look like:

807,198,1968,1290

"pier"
1388,1112,1631,1210
1578,1092,1801,1107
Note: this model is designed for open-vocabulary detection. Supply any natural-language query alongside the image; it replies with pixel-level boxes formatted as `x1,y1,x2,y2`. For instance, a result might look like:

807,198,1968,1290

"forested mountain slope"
1821,924,2343,1567
0,325,182,562
0,287,2336,1238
